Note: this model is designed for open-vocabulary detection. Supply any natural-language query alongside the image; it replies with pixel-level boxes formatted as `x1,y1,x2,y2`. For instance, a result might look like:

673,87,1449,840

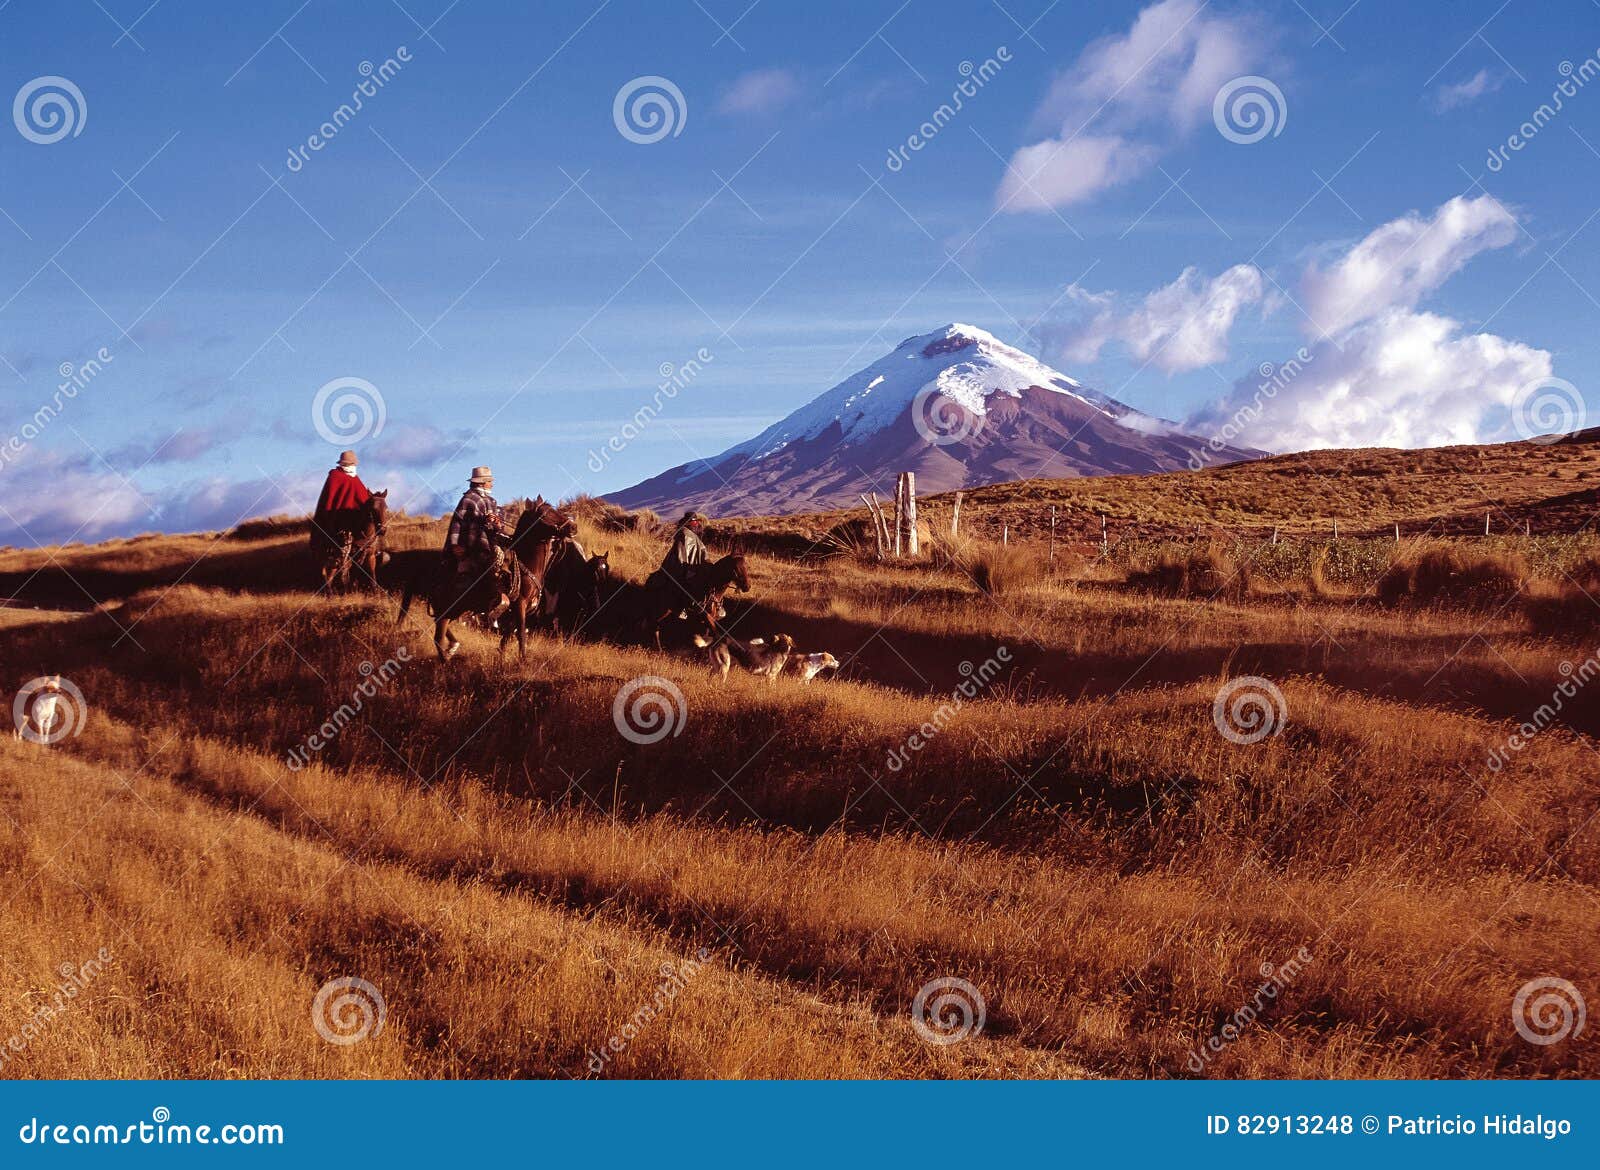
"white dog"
13,676,64,743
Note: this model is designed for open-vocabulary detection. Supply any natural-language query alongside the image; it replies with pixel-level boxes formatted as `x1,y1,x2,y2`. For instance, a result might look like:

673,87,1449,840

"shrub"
1377,544,1527,607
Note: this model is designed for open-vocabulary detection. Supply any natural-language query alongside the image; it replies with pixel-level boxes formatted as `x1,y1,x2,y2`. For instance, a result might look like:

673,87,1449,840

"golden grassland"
1,442,1597,1079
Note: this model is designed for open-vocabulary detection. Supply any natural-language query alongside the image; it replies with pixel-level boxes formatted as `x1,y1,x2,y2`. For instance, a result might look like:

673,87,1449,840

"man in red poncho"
311,449,373,556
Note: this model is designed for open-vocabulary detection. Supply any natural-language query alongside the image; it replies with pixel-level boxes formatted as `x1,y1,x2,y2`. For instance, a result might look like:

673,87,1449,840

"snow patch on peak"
722,324,1161,463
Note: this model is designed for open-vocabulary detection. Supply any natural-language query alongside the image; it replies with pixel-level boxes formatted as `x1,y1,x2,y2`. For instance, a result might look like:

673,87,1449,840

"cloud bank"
997,0,1266,211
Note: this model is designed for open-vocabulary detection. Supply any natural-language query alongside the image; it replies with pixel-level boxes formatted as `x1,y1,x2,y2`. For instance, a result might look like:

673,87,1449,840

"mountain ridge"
611,323,1263,516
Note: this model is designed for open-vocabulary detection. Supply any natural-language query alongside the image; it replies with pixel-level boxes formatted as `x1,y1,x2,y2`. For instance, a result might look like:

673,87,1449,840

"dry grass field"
1,438,1597,1079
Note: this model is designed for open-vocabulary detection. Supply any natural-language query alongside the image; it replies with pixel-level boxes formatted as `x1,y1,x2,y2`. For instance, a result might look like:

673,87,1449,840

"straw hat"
337,450,358,467
469,466,494,484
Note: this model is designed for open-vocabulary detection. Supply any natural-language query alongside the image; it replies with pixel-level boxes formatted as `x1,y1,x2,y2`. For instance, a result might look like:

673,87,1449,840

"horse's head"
588,550,611,585
727,553,751,593
367,489,389,532
515,497,577,542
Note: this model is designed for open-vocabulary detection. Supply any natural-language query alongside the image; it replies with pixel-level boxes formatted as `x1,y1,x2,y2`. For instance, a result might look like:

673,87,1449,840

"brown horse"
314,490,388,592
638,553,751,647
496,498,577,660
398,497,572,662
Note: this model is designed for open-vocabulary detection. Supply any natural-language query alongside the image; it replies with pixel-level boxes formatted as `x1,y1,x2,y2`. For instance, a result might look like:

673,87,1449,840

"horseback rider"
444,465,514,616
662,510,708,579
652,510,709,615
311,450,372,554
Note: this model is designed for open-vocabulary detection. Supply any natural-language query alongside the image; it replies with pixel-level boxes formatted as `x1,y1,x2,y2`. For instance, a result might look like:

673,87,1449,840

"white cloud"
1433,68,1502,112
0,449,151,546
1187,308,1553,451
1047,264,1265,373
717,68,800,115
998,0,1266,211
1301,194,1519,336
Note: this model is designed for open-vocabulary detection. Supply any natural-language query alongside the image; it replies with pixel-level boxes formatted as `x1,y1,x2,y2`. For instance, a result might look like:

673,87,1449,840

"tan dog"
695,632,795,682
785,651,840,683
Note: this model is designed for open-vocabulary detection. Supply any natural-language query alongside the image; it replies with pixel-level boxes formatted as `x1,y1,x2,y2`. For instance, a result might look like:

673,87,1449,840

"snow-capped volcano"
610,324,1261,517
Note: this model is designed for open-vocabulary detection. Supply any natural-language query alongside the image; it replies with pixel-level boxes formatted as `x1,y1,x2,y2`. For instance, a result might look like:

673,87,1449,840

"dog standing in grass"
785,651,840,684
12,676,66,743
696,632,795,682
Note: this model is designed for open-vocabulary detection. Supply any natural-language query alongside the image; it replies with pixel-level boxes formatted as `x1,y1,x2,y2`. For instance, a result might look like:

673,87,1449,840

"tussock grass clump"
1126,544,1250,601
228,514,311,540
946,540,1046,595
1377,544,1527,607
563,494,661,534
1524,555,1600,632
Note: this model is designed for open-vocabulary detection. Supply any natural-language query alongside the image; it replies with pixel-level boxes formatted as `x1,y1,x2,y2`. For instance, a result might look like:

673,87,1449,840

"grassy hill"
0,441,1595,1078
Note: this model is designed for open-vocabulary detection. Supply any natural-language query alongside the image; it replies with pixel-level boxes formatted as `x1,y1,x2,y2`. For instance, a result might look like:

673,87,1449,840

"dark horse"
636,553,751,646
541,545,611,637
398,496,573,662
313,490,388,592
496,498,578,660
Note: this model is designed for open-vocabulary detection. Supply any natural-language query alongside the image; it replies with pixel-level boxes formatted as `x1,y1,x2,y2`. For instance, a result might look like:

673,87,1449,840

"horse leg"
497,598,522,661
435,616,460,662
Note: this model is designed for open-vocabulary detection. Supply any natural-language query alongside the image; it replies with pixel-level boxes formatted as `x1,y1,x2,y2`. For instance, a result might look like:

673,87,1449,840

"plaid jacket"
445,488,503,557
663,525,707,572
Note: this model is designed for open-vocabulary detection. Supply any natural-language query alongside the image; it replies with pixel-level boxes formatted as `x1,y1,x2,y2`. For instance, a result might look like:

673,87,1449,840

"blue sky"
0,0,1595,544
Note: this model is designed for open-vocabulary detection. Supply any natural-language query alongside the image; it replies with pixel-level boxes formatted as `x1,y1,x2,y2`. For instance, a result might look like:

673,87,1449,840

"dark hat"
679,510,707,525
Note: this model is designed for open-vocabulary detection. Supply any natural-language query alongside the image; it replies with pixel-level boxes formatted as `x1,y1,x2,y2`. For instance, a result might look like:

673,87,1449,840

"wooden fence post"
861,494,885,558
1271,526,1278,545
1049,506,1056,565
904,472,919,556
1100,513,1108,556
1394,522,1400,543
1333,518,1339,540
951,491,963,538
1484,511,1491,536
1002,523,1008,547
